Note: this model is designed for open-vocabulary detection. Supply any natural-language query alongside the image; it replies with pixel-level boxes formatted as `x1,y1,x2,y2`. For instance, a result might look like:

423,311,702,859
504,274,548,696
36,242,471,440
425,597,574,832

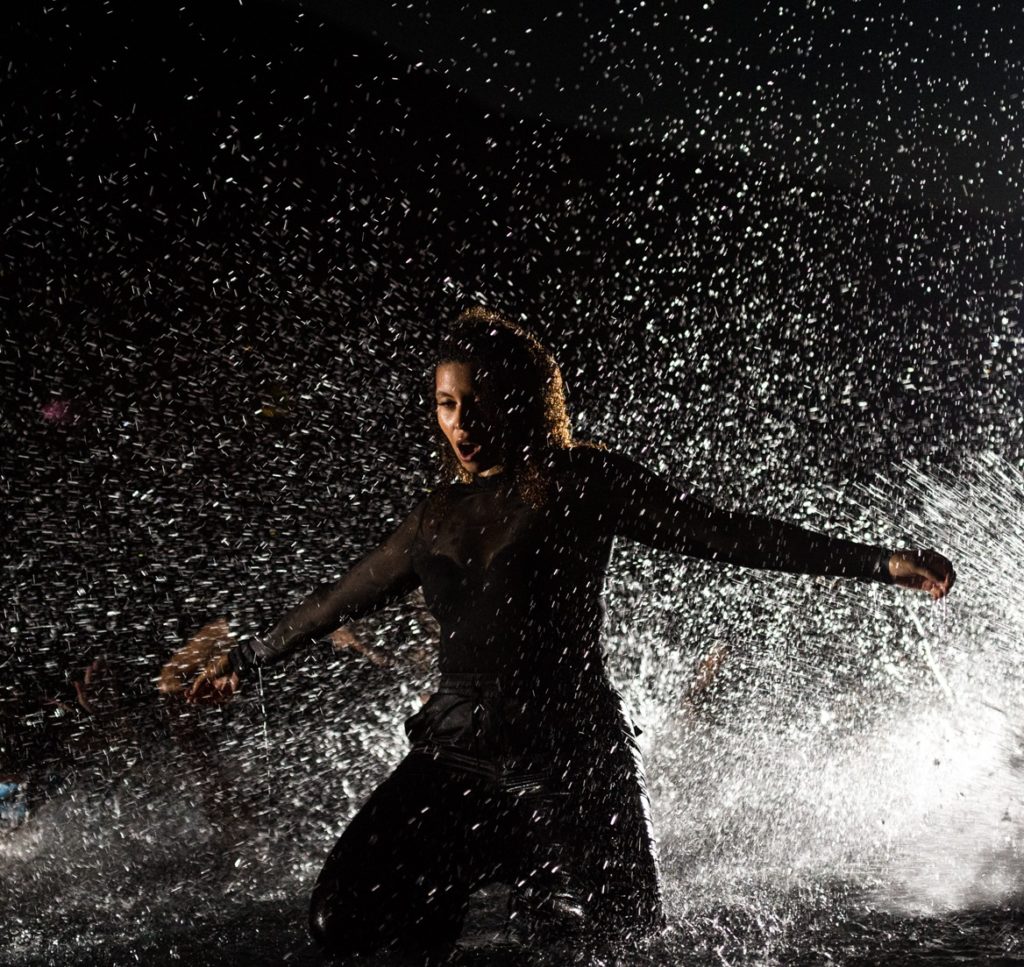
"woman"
186,307,954,963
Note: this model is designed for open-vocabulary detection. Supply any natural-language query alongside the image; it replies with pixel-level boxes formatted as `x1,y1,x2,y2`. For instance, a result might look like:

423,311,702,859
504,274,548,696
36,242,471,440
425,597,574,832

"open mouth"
456,442,482,461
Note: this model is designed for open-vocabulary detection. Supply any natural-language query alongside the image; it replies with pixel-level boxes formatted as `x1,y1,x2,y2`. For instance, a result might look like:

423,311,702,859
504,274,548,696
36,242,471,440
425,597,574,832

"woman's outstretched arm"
579,449,954,596
185,497,427,702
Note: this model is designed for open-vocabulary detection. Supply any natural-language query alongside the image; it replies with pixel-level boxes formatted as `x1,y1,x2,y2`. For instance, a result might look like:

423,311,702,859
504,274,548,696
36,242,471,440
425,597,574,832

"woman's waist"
434,672,504,694
407,670,629,751
436,624,603,679
435,656,608,694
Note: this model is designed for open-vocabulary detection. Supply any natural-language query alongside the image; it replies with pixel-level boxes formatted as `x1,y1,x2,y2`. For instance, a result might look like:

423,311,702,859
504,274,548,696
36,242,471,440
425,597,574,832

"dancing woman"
186,308,954,963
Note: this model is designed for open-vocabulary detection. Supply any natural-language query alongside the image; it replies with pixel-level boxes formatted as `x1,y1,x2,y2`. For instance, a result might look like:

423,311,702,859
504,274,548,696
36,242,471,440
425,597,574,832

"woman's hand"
159,617,233,696
887,549,955,600
184,652,240,705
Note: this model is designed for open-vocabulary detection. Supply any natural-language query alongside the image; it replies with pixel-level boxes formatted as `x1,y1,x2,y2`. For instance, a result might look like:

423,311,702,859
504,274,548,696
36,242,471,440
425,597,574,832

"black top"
227,447,891,687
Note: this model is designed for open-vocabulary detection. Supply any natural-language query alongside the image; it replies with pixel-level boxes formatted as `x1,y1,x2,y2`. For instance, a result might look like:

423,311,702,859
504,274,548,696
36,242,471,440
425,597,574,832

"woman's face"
435,361,506,475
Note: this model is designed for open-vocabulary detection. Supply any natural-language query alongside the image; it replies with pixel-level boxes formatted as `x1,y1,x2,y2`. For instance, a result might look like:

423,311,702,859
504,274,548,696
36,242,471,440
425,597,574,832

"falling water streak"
257,665,273,801
907,609,959,713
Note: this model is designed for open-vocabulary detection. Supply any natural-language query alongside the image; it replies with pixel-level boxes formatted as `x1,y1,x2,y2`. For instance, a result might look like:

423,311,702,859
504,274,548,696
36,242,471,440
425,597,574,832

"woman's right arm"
185,497,426,701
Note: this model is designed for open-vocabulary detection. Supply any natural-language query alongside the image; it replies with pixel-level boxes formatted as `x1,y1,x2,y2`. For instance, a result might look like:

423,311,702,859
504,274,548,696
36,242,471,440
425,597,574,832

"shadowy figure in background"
185,308,954,965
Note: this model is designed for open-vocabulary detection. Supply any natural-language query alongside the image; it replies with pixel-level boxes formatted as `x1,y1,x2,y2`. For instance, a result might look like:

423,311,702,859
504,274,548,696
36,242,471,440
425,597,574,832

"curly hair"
434,307,586,505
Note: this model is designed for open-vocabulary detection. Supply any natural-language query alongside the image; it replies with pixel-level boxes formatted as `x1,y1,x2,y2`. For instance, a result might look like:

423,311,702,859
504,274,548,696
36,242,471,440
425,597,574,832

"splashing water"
3,456,1023,964
620,454,1024,958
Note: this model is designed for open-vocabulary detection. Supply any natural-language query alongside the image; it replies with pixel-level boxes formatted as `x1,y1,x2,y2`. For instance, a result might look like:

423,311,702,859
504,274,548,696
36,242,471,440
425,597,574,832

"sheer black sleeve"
574,448,892,582
227,497,427,677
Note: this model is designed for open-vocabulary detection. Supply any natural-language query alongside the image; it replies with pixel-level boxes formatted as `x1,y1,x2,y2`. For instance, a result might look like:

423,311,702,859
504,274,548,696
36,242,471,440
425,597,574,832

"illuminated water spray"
626,454,1024,926
3,456,1022,965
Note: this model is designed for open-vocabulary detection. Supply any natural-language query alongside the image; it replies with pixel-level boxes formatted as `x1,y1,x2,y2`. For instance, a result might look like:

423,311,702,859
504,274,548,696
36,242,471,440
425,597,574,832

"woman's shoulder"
548,446,680,511
545,444,641,501
548,442,636,481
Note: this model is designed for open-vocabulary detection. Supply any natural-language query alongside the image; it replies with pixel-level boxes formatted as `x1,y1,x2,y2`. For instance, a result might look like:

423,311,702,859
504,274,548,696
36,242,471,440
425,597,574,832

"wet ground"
5,886,1023,966
3,691,1023,967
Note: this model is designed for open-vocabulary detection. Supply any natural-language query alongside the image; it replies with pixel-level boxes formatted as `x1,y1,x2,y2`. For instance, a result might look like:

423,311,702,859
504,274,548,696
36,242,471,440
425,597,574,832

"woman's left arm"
583,449,955,598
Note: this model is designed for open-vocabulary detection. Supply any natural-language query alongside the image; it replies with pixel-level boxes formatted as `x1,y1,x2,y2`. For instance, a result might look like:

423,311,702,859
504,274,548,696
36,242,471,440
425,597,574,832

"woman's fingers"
161,618,234,696
917,568,952,600
209,675,234,703
182,651,235,704
920,551,955,599
185,668,217,703
183,667,237,705
184,674,205,703
890,549,955,599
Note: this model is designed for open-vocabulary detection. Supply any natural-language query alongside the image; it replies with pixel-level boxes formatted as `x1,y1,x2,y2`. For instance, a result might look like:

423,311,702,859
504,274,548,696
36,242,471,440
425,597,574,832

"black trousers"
308,743,664,962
